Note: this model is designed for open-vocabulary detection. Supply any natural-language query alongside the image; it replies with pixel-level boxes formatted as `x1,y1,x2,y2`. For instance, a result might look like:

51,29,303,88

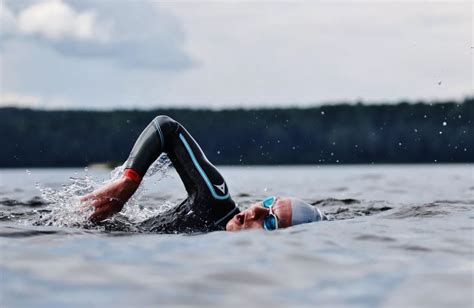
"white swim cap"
290,198,325,226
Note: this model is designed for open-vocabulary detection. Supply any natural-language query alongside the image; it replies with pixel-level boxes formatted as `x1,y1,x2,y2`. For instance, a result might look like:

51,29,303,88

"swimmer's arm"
81,117,165,222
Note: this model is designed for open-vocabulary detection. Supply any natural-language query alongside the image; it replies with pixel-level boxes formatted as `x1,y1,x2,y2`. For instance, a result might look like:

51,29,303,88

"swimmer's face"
226,197,292,231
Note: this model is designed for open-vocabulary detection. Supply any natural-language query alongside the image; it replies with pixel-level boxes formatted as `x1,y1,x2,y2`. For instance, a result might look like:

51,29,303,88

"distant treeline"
1,98,472,167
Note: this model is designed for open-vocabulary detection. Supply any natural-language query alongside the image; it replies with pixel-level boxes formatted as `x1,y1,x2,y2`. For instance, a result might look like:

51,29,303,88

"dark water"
0,165,473,307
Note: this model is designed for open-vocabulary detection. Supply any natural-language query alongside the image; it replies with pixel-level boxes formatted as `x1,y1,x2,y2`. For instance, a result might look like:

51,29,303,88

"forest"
1,97,472,168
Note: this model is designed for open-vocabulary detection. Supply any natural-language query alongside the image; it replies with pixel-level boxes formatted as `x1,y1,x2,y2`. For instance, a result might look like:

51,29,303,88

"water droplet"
398,142,402,146
292,146,296,150
439,131,443,135
321,111,325,115
330,152,334,156
216,150,221,155
414,128,418,133
442,121,447,126
126,119,130,124
423,115,427,118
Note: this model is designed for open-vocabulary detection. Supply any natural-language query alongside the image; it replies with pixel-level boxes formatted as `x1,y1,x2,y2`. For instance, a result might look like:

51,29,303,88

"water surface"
1,164,473,307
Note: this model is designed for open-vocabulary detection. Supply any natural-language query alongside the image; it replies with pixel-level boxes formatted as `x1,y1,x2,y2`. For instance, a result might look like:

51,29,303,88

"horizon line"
0,96,472,112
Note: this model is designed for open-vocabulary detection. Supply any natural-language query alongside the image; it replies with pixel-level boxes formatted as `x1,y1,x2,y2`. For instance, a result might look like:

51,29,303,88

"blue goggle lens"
262,196,276,208
261,196,278,231
263,214,278,231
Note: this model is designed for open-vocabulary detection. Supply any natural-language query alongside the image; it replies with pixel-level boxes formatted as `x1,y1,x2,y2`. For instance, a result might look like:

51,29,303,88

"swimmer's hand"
80,177,140,222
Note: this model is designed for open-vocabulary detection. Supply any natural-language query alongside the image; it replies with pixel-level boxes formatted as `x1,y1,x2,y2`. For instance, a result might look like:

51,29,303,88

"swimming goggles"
262,196,279,231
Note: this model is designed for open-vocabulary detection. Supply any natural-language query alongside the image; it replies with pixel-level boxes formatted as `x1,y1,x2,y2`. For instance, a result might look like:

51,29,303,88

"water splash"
33,174,95,228
33,154,173,229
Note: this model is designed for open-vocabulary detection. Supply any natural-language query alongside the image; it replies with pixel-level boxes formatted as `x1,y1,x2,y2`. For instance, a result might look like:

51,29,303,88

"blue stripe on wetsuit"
179,133,230,200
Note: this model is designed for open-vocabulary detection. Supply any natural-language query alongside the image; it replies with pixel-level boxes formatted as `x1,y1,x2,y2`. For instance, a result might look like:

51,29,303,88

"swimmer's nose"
253,206,270,219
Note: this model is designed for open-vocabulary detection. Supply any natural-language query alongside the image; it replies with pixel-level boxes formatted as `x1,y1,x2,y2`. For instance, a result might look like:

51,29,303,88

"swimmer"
81,116,326,233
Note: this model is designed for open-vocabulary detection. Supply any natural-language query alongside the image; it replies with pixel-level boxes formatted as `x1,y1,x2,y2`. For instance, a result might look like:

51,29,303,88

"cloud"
158,2,472,107
0,1,471,110
0,1,16,34
17,0,110,41
0,91,41,107
1,0,193,70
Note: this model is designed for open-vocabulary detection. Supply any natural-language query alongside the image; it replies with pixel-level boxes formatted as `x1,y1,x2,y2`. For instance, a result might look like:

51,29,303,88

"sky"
0,0,472,110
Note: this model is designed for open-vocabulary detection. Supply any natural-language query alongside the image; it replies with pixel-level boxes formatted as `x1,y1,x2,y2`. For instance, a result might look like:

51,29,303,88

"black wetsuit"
125,116,239,233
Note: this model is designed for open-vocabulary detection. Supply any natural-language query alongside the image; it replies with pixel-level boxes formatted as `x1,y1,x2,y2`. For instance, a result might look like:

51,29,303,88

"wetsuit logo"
214,183,226,194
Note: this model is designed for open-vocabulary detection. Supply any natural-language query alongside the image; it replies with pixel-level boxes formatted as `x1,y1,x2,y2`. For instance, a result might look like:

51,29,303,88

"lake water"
1,164,473,307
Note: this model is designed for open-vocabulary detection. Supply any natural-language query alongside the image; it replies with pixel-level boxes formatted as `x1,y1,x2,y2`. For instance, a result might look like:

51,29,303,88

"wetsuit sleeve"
124,115,239,229
124,117,166,177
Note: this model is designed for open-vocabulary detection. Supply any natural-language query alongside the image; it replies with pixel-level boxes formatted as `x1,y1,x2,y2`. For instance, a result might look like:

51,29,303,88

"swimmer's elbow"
153,115,180,133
